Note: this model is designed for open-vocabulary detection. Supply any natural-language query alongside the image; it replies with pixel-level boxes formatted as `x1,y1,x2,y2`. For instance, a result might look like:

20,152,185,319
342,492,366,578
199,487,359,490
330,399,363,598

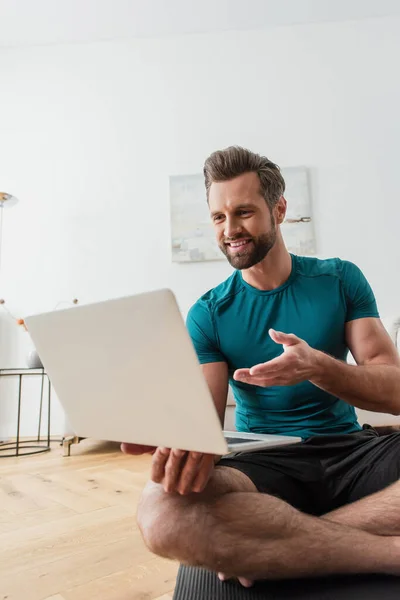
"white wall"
1,16,400,436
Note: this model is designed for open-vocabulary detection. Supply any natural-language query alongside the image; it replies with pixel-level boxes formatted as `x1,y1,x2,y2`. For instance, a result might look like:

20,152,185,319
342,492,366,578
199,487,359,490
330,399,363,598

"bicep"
345,317,400,367
201,362,229,425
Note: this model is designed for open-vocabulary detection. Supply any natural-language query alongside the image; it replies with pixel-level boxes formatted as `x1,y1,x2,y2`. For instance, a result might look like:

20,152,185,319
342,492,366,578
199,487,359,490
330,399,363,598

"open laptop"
24,289,301,455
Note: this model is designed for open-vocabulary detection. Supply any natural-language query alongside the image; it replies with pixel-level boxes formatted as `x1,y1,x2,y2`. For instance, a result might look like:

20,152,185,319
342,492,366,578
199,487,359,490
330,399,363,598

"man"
123,146,400,584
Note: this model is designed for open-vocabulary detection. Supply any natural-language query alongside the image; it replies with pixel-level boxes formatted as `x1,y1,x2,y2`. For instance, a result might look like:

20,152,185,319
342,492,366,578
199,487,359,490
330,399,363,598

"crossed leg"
324,478,400,535
324,430,400,535
137,465,400,582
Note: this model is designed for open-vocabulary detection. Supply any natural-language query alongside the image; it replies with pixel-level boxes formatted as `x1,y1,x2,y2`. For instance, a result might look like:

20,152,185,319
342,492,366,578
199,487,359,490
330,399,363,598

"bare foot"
218,572,254,587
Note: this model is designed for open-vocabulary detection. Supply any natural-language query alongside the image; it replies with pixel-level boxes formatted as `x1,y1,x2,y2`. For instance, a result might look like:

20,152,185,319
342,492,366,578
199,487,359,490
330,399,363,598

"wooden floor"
0,439,178,600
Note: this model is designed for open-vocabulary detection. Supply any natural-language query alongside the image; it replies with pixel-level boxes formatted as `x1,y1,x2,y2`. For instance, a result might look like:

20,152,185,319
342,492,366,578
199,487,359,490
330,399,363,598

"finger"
192,454,215,493
269,328,300,346
233,368,251,379
248,363,289,377
249,358,288,376
120,443,156,455
151,447,171,483
177,451,204,495
234,374,286,386
249,353,293,375
235,369,283,382
164,449,188,493
234,356,287,379
233,374,260,385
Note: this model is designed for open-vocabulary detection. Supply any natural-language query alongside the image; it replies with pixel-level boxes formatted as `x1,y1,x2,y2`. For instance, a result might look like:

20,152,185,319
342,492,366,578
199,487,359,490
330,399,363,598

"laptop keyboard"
225,437,259,444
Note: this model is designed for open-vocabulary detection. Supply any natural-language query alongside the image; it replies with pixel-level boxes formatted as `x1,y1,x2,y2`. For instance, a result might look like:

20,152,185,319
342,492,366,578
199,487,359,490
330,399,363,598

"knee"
136,467,245,563
137,481,190,558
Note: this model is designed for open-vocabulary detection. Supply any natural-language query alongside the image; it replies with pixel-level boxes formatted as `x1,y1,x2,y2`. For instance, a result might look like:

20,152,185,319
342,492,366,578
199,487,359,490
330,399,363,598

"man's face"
208,172,278,270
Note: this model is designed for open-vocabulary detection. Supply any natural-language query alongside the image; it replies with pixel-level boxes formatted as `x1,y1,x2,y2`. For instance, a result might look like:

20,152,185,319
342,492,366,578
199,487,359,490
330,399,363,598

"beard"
219,223,277,270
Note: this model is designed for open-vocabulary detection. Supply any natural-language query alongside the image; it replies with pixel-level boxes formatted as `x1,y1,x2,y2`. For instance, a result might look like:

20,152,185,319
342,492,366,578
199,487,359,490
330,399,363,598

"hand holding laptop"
122,442,216,494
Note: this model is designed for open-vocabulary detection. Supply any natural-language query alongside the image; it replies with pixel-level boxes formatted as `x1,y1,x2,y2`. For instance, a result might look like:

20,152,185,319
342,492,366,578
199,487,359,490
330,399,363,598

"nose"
224,216,241,240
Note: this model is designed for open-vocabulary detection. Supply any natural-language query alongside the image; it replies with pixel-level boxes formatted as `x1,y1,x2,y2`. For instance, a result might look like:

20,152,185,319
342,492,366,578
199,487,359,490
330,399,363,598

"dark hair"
203,146,285,210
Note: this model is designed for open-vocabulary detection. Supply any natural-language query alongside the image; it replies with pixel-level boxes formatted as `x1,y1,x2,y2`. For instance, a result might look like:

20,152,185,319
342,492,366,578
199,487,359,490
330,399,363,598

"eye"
213,214,224,223
238,210,252,217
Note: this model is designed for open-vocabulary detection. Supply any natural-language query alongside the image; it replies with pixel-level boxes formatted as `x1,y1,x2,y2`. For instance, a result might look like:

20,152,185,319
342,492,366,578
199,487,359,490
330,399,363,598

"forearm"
310,351,400,415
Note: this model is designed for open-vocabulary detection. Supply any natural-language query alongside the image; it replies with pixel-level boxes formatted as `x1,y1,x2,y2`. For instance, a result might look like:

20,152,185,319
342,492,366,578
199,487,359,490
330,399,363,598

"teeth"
230,240,248,247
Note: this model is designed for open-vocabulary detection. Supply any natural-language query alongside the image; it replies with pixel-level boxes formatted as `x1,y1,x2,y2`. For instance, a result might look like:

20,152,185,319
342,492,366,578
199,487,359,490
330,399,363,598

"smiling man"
127,146,400,584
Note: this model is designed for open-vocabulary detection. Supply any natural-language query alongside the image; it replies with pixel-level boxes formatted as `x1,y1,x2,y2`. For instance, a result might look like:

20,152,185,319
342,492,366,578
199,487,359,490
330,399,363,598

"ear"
274,196,287,225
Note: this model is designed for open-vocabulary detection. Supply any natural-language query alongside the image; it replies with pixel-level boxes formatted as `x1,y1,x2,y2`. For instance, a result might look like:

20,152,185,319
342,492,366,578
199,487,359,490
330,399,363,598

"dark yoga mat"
173,565,400,600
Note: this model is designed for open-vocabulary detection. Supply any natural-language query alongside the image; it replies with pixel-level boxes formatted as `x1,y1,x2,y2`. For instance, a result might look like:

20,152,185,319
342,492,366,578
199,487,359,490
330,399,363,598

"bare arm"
201,361,229,425
310,318,400,415
234,320,400,416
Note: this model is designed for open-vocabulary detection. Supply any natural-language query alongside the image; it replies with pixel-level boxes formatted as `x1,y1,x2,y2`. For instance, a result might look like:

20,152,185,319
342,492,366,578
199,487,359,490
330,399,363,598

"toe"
238,577,254,587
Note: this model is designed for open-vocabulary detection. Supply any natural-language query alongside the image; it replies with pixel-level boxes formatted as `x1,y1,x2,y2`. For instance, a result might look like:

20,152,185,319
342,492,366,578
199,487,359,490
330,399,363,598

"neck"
241,234,292,291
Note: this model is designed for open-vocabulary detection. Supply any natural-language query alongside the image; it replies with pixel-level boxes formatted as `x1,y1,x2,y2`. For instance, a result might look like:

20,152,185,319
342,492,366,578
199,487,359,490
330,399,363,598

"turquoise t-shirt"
186,255,379,439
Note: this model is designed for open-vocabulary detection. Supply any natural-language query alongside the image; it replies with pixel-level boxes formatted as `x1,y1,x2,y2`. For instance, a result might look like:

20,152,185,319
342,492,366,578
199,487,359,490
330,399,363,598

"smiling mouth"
226,239,252,252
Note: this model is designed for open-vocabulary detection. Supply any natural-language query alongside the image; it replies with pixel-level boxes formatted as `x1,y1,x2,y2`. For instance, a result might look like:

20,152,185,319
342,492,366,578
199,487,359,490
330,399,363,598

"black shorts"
217,426,400,515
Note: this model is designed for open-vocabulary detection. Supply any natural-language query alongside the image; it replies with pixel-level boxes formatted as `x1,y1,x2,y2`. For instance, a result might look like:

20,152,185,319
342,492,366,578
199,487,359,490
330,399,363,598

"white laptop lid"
25,290,229,455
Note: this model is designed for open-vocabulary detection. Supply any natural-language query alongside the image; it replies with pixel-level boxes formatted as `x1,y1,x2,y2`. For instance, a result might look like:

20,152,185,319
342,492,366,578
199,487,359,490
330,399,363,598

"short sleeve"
340,260,379,322
186,300,226,364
